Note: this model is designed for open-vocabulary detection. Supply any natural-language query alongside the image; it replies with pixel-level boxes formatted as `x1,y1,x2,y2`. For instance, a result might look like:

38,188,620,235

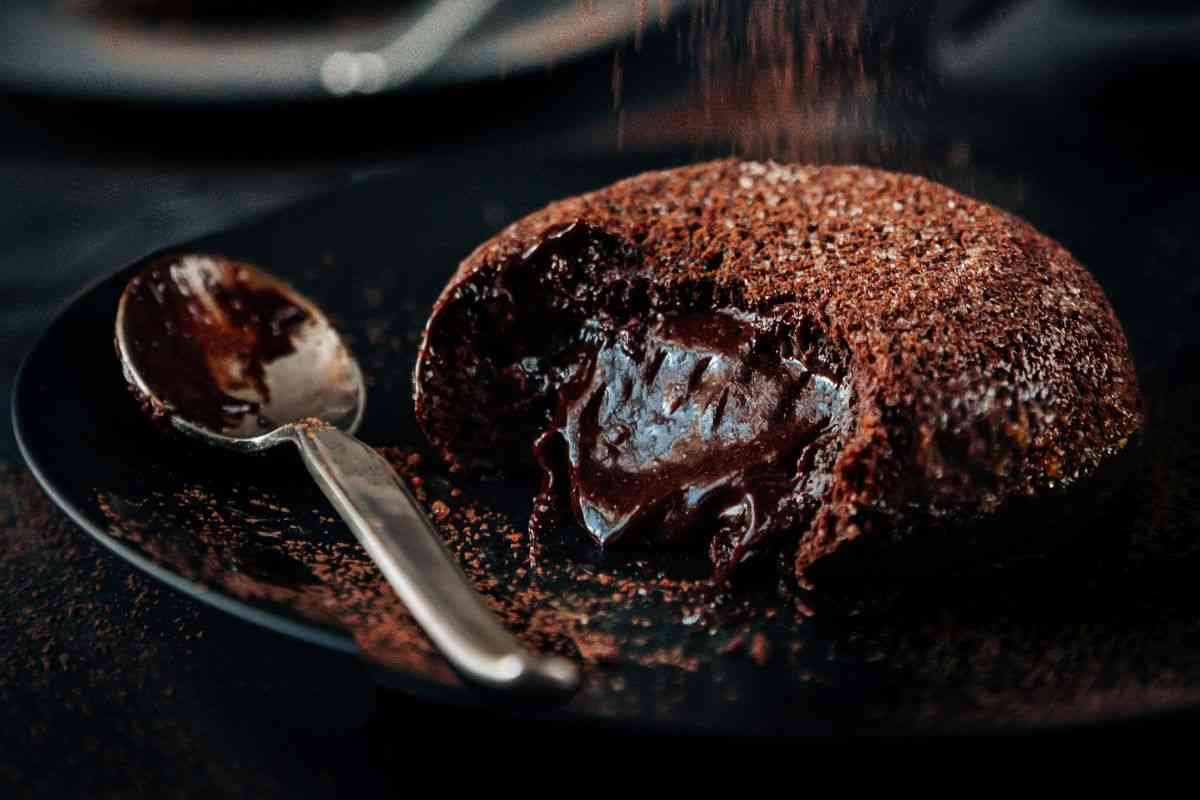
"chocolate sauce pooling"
534,312,851,578
120,255,310,435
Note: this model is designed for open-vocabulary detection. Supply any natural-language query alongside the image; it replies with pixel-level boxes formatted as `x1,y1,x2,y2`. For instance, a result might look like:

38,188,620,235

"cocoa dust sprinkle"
0,467,284,793
92,446,803,714
610,0,913,163
749,632,772,666
71,358,1200,733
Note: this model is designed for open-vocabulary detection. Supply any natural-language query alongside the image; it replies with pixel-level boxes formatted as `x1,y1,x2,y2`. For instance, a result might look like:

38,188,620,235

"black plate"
15,151,1200,735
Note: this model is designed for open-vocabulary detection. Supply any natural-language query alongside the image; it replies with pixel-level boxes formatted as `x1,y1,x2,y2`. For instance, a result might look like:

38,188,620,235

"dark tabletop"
6,4,1200,791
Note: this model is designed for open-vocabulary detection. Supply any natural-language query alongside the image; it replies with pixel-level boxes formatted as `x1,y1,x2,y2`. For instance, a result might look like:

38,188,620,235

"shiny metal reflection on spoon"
114,254,578,697
320,0,503,96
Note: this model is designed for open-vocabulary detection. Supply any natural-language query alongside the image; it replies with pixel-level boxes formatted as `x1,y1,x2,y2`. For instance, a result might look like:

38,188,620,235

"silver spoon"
115,253,578,697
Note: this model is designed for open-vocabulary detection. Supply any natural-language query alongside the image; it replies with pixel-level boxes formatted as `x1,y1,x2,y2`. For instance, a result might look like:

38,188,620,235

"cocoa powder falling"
612,0,913,163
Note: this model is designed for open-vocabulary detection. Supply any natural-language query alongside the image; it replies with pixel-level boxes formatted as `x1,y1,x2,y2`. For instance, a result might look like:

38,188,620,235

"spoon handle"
289,425,579,696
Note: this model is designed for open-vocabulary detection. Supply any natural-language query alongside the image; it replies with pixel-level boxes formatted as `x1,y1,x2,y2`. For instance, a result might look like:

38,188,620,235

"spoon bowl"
116,254,363,448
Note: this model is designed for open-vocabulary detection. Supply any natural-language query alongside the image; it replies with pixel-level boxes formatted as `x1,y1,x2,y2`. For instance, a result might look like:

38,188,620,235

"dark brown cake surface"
413,160,1142,580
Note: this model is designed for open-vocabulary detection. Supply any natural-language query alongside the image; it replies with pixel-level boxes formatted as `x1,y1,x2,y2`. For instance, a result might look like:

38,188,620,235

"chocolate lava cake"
413,160,1142,582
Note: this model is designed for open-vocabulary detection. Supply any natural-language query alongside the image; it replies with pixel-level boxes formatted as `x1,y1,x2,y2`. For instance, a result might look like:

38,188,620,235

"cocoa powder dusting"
611,0,912,163
74,353,1200,731
749,632,772,667
91,444,805,711
1,469,193,694
76,342,1200,732
0,468,302,794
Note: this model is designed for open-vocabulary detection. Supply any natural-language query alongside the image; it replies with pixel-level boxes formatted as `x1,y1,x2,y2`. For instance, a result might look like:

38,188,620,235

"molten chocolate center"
415,222,855,578
535,311,850,576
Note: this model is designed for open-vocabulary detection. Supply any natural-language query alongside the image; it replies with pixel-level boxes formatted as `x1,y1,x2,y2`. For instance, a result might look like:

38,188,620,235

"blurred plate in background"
931,0,1200,98
0,0,688,103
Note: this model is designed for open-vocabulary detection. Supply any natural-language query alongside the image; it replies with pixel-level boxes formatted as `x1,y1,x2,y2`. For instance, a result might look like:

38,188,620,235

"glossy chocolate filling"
417,223,855,578
532,312,851,577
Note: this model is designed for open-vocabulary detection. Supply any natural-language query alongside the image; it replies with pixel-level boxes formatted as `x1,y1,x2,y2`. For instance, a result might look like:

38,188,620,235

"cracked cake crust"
413,159,1143,579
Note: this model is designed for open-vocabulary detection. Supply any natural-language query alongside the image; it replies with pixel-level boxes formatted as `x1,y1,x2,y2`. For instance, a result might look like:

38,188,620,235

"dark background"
5,1,1200,789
